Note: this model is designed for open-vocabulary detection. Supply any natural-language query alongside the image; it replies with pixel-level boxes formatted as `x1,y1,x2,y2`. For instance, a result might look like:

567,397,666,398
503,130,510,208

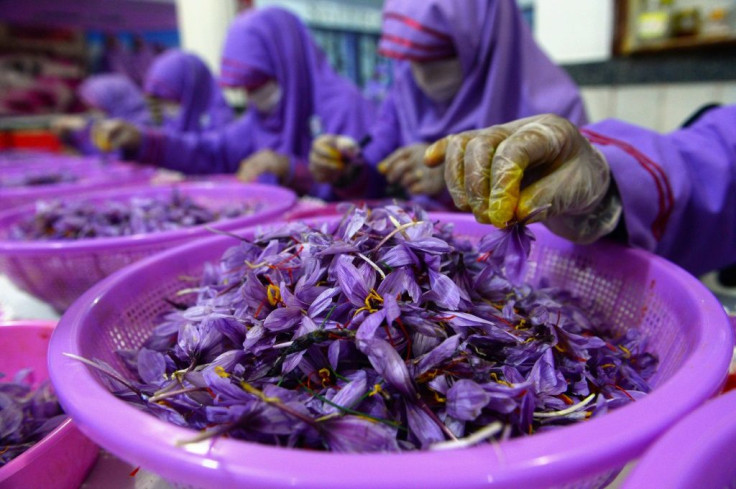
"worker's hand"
50,116,87,140
309,135,361,184
425,114,619,243
237,149,291,182
378,143,445,196
92,119,141,152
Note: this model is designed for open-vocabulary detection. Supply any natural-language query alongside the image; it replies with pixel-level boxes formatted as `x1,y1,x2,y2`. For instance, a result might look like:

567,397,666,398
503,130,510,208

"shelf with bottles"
616,0,736,55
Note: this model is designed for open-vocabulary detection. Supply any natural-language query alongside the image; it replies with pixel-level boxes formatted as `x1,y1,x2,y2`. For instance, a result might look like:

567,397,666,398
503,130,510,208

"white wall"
175,0,238,75
582,81,736,131
533,0,615,64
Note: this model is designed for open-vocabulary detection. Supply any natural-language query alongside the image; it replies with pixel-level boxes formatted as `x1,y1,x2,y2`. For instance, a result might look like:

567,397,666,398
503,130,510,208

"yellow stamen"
267,283,281,306
490,372,512,387
353,289,384,316
368,384,383,396
619,345,632,358
318,368,332,387
214,366,230,378
433,391,446,403
240,381,280,403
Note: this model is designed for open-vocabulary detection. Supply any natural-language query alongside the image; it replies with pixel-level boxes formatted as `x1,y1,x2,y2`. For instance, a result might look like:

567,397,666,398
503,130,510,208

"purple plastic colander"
0,181,296,312
48,214,733,489
621,388,736,489
0,157,156,209
0,150,72,167
0,320,99,489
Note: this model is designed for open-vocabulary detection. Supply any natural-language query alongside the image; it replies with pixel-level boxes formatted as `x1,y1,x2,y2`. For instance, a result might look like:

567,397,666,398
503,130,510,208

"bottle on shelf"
636,0,675,42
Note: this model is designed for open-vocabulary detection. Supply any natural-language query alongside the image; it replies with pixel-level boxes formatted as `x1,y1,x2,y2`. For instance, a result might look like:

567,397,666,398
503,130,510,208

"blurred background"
0,0,734,145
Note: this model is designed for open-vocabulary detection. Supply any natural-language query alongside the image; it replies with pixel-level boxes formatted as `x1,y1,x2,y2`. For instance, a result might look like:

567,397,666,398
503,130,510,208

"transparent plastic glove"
237,149,291,182
425,114,621,244
92,119,141,153
309,135,361,184
378,143,445,196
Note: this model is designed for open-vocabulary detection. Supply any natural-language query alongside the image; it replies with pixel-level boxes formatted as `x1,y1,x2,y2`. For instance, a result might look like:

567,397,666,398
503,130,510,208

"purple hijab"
77,74,151,124
144,50,234,132
375,0,587,149
219,7,375,160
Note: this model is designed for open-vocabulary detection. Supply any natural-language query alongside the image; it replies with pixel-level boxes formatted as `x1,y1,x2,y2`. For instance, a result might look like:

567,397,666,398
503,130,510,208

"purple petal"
377,268,422,304
446,379,491,421
355,310,387,343
282,351,306,375
424,269,460,309
529,349,567,396
263,307,302,332
334,255,371,307
322,416,400,453
405,237,452,253
324,371,367,414
357,338,416,398
415,335,461,375
380,243,420,268
137,348,167,385
405,401,445,448
307,287,340,317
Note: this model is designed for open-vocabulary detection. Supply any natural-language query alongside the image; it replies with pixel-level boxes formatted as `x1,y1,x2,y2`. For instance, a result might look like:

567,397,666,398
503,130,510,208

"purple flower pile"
10,190,257,241
0,370,65,466
84,205,657,453
1,172,77,188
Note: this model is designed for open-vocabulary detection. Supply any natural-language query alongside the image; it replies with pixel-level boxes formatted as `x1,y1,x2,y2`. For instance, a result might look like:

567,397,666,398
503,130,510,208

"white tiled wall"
582,81,736,132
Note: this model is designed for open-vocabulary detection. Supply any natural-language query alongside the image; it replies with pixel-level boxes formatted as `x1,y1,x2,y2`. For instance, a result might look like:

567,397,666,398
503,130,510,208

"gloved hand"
92,119,142,153
309,135,361,184
50,116,87,141
424,114,621,244
237,149,291,182
378,143,445,196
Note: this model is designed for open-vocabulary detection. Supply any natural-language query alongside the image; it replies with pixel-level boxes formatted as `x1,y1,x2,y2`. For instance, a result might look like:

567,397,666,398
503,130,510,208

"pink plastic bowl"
621,388,736,488
0,181,297,312
0,321,98,489
0,157,156,209
48,215,733,489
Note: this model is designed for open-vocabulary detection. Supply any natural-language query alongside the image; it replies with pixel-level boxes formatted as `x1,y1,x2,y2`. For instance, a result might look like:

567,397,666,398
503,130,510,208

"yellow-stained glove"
424,114,621,244
237,149,290,182
309,135,361,184
50,115,87,141
377,142,445,196
92,119,142,153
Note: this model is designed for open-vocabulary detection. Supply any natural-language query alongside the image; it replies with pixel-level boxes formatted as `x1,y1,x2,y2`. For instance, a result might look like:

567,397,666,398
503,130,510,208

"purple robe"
584,105,736,276
364,0,588,165
77,74,151,124
144,50,234,132
136,7,378,199
72,74,151,155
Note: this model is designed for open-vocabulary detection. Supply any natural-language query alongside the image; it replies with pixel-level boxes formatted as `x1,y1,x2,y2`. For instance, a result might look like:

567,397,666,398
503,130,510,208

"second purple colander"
0,181,296,312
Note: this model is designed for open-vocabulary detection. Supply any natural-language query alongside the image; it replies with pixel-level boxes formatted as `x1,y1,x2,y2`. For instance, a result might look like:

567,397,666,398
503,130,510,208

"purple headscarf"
144,50,234,132
219,7,375,159
377,0,587,146
77,74,151,124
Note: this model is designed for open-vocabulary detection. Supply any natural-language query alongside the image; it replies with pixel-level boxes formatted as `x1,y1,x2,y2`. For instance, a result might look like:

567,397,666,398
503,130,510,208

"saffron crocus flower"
72,204,658,452
0,371,65,467
10,189,259,241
